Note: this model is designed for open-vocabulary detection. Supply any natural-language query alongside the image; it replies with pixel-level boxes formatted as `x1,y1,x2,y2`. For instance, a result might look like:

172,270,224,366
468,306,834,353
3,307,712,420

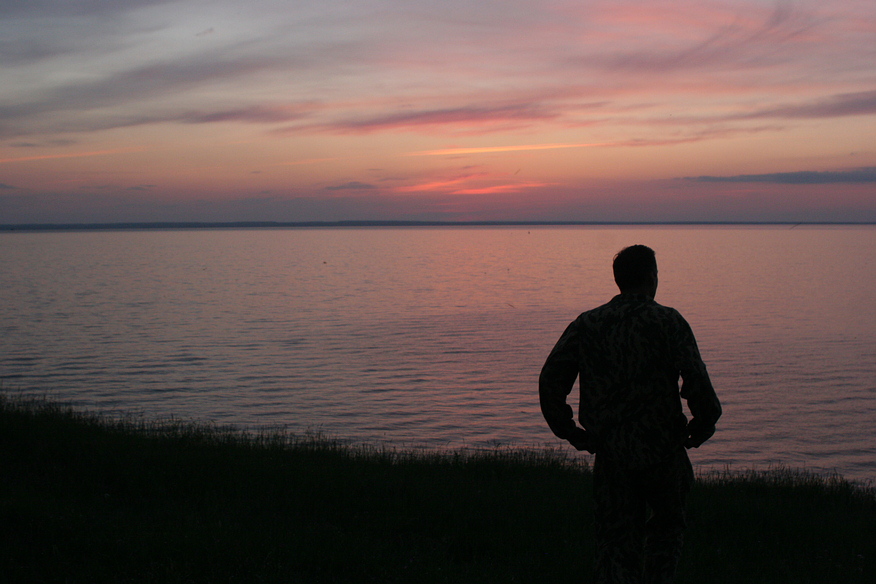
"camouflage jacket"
539,293,722,468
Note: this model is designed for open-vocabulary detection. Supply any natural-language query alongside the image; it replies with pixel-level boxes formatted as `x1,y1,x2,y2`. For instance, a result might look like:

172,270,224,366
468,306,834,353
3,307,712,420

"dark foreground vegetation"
1,395,873,583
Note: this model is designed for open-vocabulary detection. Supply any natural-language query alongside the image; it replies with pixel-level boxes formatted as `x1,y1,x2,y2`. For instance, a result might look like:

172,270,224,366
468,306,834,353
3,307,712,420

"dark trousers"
593,449,694,584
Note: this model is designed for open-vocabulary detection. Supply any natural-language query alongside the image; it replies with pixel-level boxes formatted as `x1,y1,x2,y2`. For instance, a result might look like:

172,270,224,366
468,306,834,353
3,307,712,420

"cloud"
0,1,175,18
41,57,285,111
394,174,486,193
324,181,377,191
0,103,318,140
0,53,297,137
391,171,549,196
740,90,876,120
178,105,314,125
404,135,726,157
277,158,338,167
9,139,77,148
0,182,16,189
299,103,560,134
0,1,179,66
0,148,144,164
686,167,876,184
539,0,842,98
450,181,550,195
405,143,610,156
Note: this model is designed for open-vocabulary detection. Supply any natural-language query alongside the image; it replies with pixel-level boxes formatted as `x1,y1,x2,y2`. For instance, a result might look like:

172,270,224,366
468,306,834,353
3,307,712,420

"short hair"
613,245,657,291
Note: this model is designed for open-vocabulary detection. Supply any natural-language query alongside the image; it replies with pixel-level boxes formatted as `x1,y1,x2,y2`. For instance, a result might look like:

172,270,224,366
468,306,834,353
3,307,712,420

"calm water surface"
1,226,874,483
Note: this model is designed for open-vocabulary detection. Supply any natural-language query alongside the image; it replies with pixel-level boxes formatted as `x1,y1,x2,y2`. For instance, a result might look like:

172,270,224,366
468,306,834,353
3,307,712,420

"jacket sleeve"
673,315,722,446
539,320,581,440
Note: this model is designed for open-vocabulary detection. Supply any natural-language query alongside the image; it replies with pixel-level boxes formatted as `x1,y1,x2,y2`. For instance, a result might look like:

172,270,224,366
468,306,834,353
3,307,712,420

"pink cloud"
394,174,488,193
391,168,551,197
450,182,550,195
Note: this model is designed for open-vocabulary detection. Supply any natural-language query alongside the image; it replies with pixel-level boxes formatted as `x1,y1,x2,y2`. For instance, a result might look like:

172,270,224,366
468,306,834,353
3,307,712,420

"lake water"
1,226,874,484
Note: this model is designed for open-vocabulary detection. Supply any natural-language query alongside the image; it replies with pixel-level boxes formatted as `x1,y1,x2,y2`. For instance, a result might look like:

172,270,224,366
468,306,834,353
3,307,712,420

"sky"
1,0,874,223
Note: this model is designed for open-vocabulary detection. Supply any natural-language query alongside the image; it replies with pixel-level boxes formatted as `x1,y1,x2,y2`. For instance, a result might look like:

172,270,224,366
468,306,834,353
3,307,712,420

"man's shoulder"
577,293,678,313
575,294,687,325
573,297,618,324
650,299,685,318
644,299,690,327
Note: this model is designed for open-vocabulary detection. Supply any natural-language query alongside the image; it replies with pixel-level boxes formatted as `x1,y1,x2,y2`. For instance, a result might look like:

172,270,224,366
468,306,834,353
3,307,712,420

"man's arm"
539,320,594,453
681,376,721,448
674,316,722,448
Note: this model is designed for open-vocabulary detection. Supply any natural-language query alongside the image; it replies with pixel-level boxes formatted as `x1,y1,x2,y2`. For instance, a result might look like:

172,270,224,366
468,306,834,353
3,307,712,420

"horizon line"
2,220,874,232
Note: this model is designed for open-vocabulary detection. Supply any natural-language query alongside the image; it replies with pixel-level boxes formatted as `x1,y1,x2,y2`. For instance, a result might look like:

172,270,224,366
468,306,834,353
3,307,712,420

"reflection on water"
1,226,874,483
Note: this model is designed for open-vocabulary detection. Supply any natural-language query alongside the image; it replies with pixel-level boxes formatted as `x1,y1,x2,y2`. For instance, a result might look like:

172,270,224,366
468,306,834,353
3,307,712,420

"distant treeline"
2,220,873,232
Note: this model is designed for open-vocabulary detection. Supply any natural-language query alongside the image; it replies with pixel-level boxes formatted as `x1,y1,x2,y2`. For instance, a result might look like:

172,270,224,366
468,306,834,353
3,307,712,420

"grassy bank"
1,396,873,583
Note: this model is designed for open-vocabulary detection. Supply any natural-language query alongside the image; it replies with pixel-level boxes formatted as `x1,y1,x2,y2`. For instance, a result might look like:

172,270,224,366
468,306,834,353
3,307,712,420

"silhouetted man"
539,244,721,584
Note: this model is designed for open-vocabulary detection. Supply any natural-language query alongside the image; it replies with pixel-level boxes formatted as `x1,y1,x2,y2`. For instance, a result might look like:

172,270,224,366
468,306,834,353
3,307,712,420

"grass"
1,394,873,583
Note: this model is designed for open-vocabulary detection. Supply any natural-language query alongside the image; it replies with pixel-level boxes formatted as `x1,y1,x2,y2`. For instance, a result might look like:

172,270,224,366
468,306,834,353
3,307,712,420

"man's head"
613,245,658,297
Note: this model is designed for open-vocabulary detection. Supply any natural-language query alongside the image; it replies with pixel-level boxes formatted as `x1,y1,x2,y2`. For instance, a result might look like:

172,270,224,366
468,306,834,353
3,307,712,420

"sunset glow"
1,0,874,223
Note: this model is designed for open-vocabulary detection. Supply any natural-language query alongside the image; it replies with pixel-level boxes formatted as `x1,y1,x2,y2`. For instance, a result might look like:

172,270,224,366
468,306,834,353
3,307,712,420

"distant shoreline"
2,220,874,232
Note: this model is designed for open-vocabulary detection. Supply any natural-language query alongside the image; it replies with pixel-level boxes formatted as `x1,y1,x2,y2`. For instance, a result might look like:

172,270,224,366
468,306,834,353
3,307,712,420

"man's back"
576,293,706,466
540,292,719,467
